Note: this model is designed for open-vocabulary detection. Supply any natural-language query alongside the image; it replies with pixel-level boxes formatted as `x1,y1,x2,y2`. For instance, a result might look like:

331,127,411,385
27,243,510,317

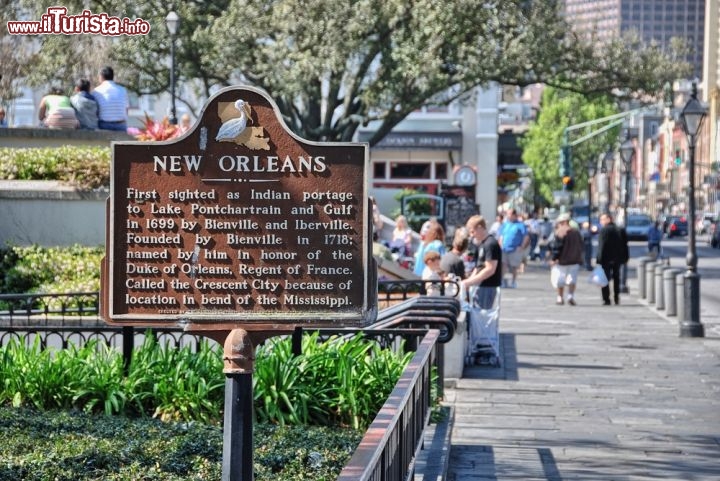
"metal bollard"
675,272,685,322
645,261,657,303
637,257,651,300
654,264,669,310
664,268,683,316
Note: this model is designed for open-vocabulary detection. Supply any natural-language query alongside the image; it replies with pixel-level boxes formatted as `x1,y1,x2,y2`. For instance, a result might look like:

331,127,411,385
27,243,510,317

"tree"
2,0,113,99
519,87,620,204
7,1,689,144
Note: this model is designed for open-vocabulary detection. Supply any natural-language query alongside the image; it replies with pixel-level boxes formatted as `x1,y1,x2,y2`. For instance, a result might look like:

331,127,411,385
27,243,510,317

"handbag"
589,265,608,287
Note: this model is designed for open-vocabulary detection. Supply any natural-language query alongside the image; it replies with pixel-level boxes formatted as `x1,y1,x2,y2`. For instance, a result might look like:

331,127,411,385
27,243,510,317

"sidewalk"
444,261,720,481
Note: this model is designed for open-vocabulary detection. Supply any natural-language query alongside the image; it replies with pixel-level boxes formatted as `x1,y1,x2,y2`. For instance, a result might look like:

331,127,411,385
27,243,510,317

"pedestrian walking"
537,216,553,262
497,208,530,288
549,214,584,305
596,212,629,305
647,220,663,259
581,221,594,270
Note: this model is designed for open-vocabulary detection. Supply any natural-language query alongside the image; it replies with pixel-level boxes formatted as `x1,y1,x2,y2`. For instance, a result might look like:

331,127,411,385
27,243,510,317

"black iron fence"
0,281,460,481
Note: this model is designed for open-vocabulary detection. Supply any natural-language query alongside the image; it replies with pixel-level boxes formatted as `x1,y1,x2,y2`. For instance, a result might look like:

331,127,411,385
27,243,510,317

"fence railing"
337,329,438,481
0,281,458,481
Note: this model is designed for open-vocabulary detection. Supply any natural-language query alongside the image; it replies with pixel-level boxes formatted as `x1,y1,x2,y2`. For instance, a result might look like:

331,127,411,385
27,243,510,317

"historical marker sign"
102,86,374,329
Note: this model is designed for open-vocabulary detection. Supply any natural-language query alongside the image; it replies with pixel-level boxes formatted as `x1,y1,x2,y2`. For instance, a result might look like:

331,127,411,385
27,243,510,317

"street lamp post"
679,83,707,338
165,10,180,125
619,133,635,227
587,158,597,214
600,149,614,213
618,133,635,294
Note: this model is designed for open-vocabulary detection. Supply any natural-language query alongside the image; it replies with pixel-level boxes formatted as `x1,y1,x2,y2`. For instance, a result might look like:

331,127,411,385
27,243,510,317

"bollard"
654,264,669,310
637,257,651,300
664,268,683,316
645,261,657,303
675,272,685,322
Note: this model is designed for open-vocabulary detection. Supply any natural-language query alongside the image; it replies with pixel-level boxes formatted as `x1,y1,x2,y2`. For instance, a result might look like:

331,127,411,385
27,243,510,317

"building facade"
564,0,706,79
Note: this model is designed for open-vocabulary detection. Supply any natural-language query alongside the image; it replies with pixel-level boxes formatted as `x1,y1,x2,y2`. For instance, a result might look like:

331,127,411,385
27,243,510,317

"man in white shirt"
92,66,129,131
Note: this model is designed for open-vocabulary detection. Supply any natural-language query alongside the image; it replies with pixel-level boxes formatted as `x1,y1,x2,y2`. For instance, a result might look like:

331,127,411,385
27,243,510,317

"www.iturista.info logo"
6,6,150,36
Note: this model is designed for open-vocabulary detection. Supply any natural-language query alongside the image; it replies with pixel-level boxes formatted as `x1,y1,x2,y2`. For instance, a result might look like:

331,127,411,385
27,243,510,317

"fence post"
122,326,134,375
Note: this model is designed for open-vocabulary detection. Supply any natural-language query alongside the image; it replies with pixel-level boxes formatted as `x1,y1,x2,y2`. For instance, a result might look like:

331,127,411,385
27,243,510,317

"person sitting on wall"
70,78,99,130
93,66,129,131
38,87,79,129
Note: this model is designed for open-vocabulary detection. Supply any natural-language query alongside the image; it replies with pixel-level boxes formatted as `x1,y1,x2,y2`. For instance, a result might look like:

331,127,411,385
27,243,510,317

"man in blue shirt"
498,208,530,288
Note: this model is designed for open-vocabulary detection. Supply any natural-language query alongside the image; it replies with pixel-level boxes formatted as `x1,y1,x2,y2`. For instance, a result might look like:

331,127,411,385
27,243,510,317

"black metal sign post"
222,329,255,481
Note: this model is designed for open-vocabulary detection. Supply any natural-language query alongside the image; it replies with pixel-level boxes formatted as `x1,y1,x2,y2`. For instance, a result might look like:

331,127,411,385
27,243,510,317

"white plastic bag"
550,265,561,288
588,265,608,287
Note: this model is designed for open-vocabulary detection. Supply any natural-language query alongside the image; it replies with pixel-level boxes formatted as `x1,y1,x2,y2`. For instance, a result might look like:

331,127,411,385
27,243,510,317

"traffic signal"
559,145,572,177
562,176,574,191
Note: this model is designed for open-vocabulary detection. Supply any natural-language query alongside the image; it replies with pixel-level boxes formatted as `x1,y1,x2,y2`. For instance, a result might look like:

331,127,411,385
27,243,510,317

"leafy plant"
0,146,110,189
391,188,434,232
0,245,103,311
125,335,224,423
131,114,183,141
254,333,413,430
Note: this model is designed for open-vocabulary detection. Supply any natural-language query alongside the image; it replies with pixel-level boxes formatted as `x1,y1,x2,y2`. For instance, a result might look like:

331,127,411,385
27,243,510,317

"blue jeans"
98,120,127,131
473,286,498,310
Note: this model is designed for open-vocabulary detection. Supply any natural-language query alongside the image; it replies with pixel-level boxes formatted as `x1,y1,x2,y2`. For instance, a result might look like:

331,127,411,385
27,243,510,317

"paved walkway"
444,261,720,481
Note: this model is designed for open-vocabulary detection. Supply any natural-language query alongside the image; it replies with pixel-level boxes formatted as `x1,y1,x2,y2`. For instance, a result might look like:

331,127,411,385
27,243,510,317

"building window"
373,162,387,179
390,162,432,179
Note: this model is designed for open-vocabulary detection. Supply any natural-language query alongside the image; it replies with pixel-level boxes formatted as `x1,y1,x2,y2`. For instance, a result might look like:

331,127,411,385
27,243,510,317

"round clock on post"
454,165,476,186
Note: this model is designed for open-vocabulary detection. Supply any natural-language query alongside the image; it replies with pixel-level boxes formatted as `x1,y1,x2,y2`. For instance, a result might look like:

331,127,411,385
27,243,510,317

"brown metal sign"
103,86,374,329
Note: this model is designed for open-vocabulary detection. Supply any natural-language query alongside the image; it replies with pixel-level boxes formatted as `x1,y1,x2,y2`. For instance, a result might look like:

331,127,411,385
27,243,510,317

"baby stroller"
465,286,501,367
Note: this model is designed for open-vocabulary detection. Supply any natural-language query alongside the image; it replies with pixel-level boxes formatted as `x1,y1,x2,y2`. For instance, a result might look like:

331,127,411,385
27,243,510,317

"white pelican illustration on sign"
216,100,252,141
215,99,270,150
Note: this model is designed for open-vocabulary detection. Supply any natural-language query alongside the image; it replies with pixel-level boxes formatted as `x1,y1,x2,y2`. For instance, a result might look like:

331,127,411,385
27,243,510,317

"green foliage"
254,332,414,430
392,188,433,232
7,1,689,146
0,245,103,300
0,407,360,480
125,336,225,423
1,332,413,431
0,147,110,189
519,87,620,204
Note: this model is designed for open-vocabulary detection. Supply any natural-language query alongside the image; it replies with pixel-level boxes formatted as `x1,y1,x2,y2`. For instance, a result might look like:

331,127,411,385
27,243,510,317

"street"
626,236,720,335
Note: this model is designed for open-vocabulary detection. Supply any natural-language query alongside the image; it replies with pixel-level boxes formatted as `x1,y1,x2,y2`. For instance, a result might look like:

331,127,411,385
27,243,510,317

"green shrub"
0,407,361,480
0,244,103,296
0,146,110,189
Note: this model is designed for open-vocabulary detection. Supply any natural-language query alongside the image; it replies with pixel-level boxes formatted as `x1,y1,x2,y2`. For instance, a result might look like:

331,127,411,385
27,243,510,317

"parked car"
624,214,653,241
666,216,689,238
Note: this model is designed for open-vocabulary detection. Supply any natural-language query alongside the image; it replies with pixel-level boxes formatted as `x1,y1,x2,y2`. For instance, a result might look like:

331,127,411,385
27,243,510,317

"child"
422,250,445,296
